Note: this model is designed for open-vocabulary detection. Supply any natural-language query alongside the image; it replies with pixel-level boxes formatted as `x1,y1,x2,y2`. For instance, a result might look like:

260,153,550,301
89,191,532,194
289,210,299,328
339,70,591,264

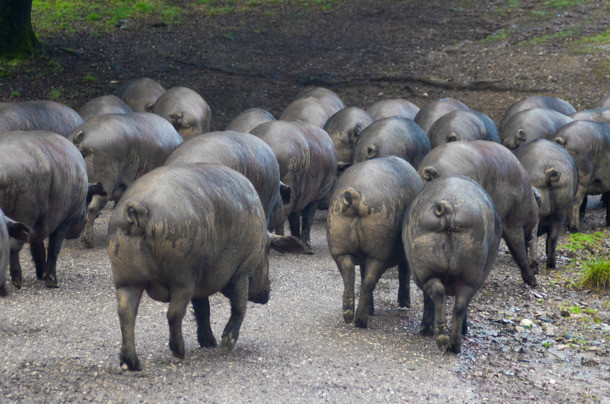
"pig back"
0,101,84,137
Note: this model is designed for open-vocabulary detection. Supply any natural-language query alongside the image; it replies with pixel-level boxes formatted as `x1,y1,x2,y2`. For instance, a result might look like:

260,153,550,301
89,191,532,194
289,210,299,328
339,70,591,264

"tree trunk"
0,0,39,57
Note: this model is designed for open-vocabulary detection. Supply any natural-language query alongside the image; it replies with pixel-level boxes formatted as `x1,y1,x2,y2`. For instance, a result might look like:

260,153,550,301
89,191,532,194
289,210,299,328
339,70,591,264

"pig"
414,97,470,134
0,131,89,288
0,100,84,137
323,106,375,168
0,209,29,297
225,108,275,132
251,120,337,247
365,98,420,121
499,96,576,132
500,108,573,150
598,95,610,108
327,156,423,328
514,140,578,270
418,140,539,286
352,117,431,168
115,77,165,112
403,175,502,353
68,112,184,248
571,108,610,124
296,87,345,117
78,95,133,121
554,120,610,232
280,96,331,127
147,86,211,140
427,110,500,149
108,163,308,371
164,130,290,231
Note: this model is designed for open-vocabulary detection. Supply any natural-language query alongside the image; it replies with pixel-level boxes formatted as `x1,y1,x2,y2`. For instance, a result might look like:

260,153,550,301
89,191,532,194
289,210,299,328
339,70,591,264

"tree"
0,0,39,57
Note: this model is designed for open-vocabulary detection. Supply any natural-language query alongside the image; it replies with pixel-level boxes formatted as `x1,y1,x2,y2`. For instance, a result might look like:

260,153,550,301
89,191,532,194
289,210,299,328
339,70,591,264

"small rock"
520,319,533,328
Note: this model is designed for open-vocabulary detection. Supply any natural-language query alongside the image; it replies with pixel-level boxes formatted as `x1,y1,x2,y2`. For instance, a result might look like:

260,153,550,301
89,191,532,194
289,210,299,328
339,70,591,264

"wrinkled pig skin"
225,108,275,133
108,164,307,371
327,156,423,328
0,100,84,137
0,210,29,297
500,108,573,151
413,97,469,134
251,120,337,248
365,98,420,121
514,140,578,270
69,112,183,248
570,108,610,124
323,106,375,166
554,120,610,232
352,117,431,168
418,140,539,286
403,176,502,353
165,130,289,230
115,77,165,112
499,96,576,132
78,95,133,122
147,86,211,140
427,110,500,149
0,131,89,288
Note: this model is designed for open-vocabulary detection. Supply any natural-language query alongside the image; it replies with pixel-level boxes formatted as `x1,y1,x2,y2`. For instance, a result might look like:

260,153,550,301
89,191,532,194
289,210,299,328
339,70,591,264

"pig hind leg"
419,291,435,336
30,240,46,280
336,255,356,323
448,283,476,354
117,286,144,371
503,227,537,287
44,224,69,288
9,249,24,289
299,201,319,248
422,278,449,351
397,259,411,308
167,287,193,359
288,211,301,239
354,258,385,328
192,297,217,348
220,275,249,353
605,190,610,226
82,194,109,248
545,216,565,269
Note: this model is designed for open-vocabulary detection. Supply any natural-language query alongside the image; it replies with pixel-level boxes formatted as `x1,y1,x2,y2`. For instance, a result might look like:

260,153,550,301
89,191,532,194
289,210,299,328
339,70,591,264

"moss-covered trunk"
0,0,39,57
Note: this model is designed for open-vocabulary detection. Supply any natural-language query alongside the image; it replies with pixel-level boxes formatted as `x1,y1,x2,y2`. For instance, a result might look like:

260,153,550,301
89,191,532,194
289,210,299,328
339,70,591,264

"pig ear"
555,136,567,147
145,102,155,112
349,123,365,144
516,129,526,141
420,166,439,181
124,202,148,235
279,182,292,205
268,234,312,255
72,130,85,146
447,131,459,142
7,220,30,243
366,144,378,159
544,168,560,184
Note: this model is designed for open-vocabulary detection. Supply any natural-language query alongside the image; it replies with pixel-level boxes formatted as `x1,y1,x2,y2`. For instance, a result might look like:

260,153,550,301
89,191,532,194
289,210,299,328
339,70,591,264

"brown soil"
1,0,608,402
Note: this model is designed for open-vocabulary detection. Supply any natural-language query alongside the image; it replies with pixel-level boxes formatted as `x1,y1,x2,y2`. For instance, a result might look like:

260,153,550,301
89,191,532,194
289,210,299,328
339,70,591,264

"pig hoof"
523,276,537,287
197,332,217,348
0,285,7,297
221,334,236,353
398,298,410,309
436,334,450,351
419,325,433,336
531,262,539,275
82,238,94,249
11,278,22,290
169,341,185,359
120,355,142,371
354,318,368,328
343,309,354,323
567,225,579,233
45,276,59,289
447,343,461,354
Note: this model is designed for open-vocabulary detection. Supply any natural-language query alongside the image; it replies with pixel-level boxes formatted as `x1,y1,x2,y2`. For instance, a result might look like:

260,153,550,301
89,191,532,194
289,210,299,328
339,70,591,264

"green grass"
49,88,62,101
543,0,586,9
519,28,577,46
578,257,610,290
481,28,515,42
561,232,605,252
575,29,610,50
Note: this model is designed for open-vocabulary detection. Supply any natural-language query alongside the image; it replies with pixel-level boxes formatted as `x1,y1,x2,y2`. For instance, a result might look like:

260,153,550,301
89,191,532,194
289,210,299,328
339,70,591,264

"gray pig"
365,98,420,120
499,96,576,132
352,117,431,168
323,106,375,167
0,209,29,297
78,95,133,121
296,87,345,117
0,100,84,137
165,130,290,231
147,86,211,140
225,108,275,132
69,112,184,247
571,108,610,124
554,120,610,231
327,156,423,328
251,120,337,247
418,140,539,286
115,77,165,112
0,131,89,288
280,96,332,127
598,95,610,108
500,108,573,150
403,176,502,353
108,163,308,371
514,140,578,270
427,110,500,149
414,97,469,134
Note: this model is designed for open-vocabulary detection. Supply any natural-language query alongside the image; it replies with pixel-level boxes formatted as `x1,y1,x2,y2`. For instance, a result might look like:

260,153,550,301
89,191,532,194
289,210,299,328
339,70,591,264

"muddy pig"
514,140,578,270
0,131,89,288
352,117,431,168
414,97,469,134
403,176,502,353
69,112,184,247
499,96,576,132
327,156,423,328
365,98,420,120
226,108,275,132
427,110,500,149
418,140,539,286
115,77,165,112
251,120,337,247
147,86,211,140
0,100,84,137
78,95,133,121
165,130,291,231
554,120,610,231
500,108,573,150
108,163,308,371
323,106,374,168
0,209,29,297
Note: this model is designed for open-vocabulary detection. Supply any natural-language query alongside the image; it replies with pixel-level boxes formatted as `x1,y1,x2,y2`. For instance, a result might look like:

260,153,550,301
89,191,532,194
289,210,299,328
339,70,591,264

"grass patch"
481,28,515,42
49,88,62,101
561,232,605,252
578,257,610,290
575,29,610,51
543,0,586,9
519,28,577,46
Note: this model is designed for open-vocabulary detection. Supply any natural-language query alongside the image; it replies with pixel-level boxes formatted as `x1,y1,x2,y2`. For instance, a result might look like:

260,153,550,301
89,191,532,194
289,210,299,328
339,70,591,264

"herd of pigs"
0,77,609,371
